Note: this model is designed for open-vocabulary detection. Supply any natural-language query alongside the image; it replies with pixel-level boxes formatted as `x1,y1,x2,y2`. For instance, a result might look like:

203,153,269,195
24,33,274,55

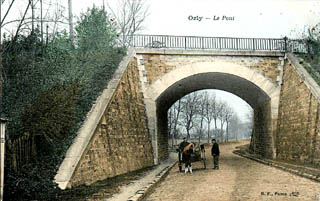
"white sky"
142,0,319,38
50,0,320,38
3,0,319,120
5,0,317,38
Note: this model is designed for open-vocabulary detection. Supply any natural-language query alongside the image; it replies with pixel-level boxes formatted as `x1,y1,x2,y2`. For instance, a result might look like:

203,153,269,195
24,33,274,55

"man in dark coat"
179,137,189,151
211,139,220,170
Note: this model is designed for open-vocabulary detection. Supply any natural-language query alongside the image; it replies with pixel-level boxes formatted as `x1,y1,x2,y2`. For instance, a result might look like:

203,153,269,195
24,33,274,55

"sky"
51,0,320,39
142,0,319,38
3,0,320,120
5,0,318,38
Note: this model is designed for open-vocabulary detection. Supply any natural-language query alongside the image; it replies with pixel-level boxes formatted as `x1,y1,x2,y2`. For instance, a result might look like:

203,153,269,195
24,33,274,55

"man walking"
211,139,220,170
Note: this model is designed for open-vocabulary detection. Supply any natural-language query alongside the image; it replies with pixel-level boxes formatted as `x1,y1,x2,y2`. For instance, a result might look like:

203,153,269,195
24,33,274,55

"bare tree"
1,0,68,43
217,101,228,141
229,114,240,140
180,92,201,140
107,0,149,47
196,91,206,144
168,106,173,144
168,99,182,147
245,106,254,139
223,105,234,142
13,2,31,42
203,91,215,143
211,94,220,137
0,0,17,112
172,99,182,145
192,125,205,143
1,0,16,37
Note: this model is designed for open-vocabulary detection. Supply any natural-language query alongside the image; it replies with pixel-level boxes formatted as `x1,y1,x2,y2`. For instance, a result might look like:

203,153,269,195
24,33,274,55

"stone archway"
143,61,280,163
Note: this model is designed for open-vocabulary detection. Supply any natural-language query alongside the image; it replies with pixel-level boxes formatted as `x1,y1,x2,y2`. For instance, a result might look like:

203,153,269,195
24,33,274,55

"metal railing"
127,34,309,53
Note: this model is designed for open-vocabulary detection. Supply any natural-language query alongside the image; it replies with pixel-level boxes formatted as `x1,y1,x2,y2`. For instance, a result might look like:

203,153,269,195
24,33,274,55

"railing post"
185,36,187,49
236,38,239,50
132,35,135,47
201,37,204,49
269,39,271,51
253,38,255,51
284,36,288,52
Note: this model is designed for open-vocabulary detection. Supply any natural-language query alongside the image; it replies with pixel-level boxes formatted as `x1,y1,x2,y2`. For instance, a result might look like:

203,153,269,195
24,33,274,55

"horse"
182,143,195,173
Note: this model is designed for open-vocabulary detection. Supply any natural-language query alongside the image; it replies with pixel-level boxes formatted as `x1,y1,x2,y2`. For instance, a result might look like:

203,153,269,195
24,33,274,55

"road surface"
144,141,320,201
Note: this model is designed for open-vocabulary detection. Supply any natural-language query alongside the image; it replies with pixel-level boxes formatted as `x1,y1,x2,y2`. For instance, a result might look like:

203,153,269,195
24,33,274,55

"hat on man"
212,139,216,142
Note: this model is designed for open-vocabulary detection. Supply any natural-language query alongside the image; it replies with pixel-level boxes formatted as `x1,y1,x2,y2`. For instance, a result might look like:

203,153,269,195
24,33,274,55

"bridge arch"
143,61,280,163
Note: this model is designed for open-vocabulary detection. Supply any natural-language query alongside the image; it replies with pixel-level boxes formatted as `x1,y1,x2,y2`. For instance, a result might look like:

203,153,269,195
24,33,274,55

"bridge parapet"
127,34,309,53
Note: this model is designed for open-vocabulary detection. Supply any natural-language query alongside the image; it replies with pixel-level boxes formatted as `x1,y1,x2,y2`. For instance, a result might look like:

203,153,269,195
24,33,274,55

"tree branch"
1,0,15,26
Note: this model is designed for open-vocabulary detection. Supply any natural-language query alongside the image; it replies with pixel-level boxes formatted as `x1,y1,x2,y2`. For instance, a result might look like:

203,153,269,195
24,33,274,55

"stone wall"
157,110,169,161
57,50,320,189
251,101,275,158
276,57,320,165
141,53,282,160
69,58,154,187
143,54,282,84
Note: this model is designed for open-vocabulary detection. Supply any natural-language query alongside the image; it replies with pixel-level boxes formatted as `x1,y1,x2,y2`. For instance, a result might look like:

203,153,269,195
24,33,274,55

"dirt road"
144,140,320,201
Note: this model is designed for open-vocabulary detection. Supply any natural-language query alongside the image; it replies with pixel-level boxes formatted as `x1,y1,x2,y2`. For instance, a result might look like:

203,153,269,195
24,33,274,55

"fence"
7,133,35,171
128,34,309,53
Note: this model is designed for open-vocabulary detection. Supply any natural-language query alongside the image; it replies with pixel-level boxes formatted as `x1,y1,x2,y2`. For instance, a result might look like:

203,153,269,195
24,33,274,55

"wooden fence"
7,133,35,171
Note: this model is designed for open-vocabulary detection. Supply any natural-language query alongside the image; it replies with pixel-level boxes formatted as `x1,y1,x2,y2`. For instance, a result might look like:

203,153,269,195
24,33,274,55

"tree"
229,115,239,140
309,23,320,42
196,91,206,144
180,92,201,140
203,91,215,143
223,104,234,142
168,106,173,142
217,101,226,141
211,94,220,137
168,99,182,147
76,6,117,52
172,99,182,145
0,0,69,53
107,0,149,47
245,106,254,139
192,125,205,141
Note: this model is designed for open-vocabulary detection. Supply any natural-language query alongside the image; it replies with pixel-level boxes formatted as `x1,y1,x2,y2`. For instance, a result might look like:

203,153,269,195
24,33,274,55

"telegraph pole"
40,0,43,45
31,0,34,33
68,0,75,46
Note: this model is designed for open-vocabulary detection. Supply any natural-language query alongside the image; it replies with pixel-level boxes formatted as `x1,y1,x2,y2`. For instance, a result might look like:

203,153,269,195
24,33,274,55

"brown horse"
182,143,194,173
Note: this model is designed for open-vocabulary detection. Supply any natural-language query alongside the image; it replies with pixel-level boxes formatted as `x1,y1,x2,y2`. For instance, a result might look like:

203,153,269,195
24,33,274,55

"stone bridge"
54,35,320,189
